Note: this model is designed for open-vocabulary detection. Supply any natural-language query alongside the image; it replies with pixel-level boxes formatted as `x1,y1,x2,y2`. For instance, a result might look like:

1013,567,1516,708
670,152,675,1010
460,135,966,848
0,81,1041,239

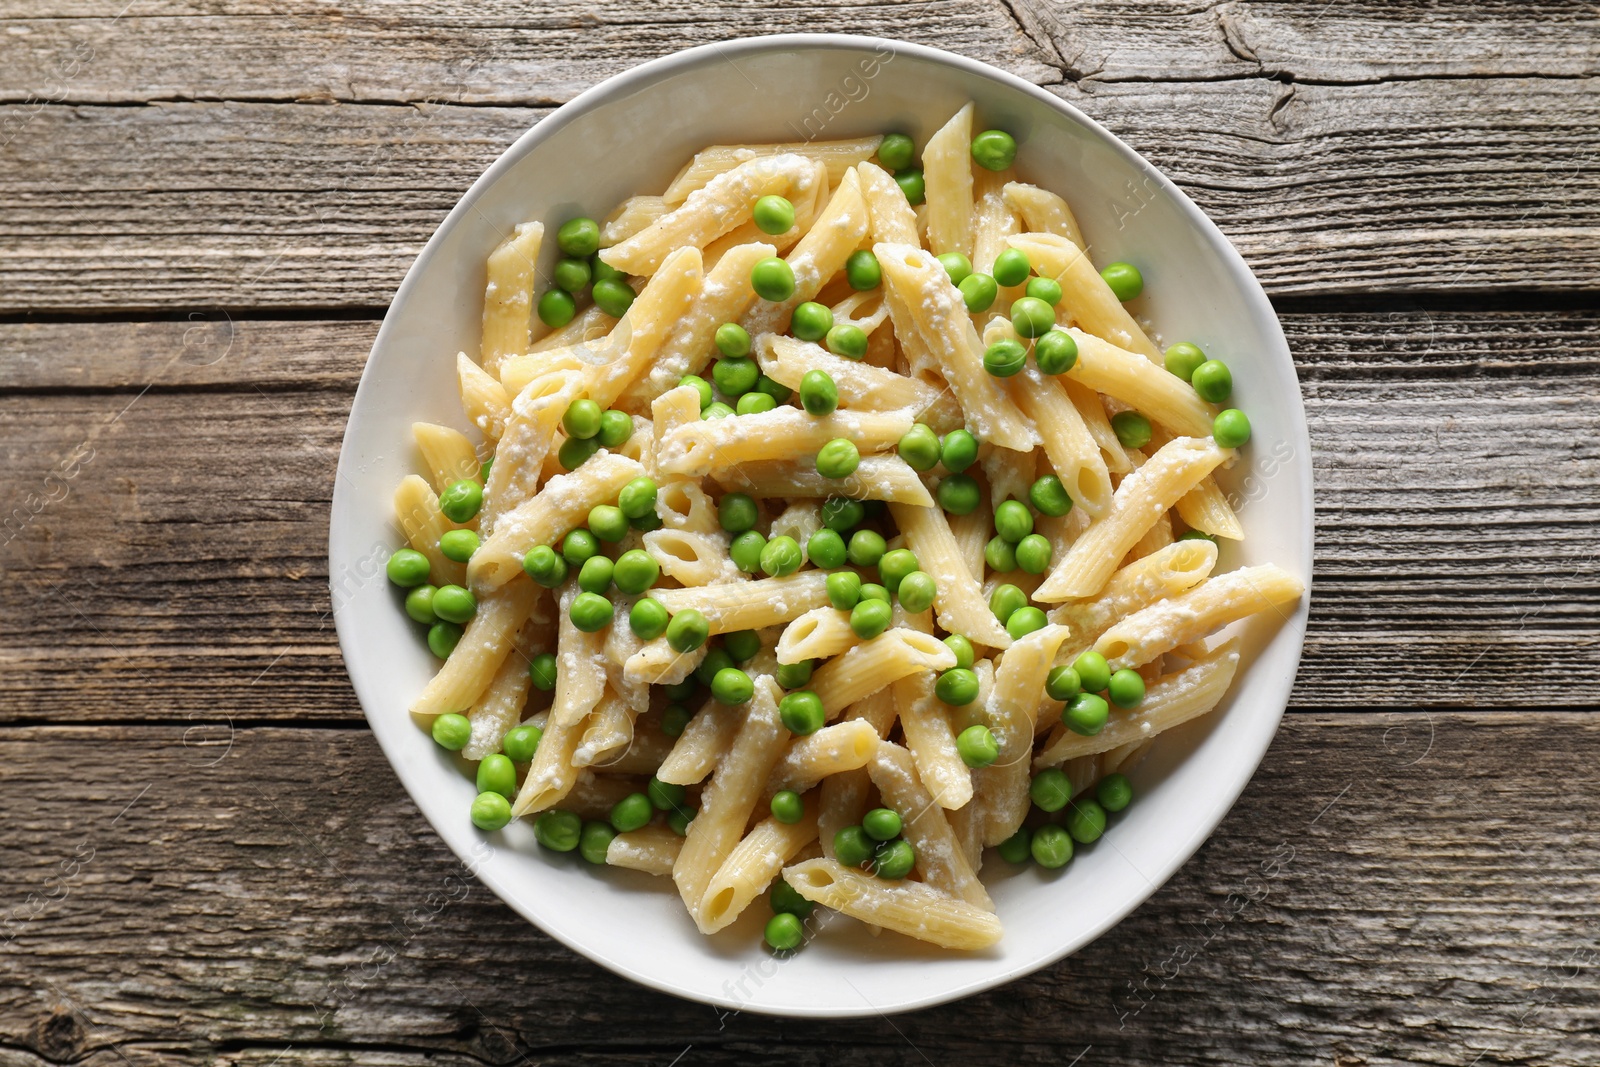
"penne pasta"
1047,538,1219,642
659,406,913,478
410,580,538,717
810,629,957,718
393,475,467,588
480,221,543,375
893,672,973,810
652,572,830,634
713,455,935,507
607,825,684,876
868,741,991,910
888,501,1012,648
783,858,1003,950
663,136,883,204
1008,232,1163,363
699,811,821,933
1094,565,1305,669
921,102,975,258
763,719,881,797
755,335,944,414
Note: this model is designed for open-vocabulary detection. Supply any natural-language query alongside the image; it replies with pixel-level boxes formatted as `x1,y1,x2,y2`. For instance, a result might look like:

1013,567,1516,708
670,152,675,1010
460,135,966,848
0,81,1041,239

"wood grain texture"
1,312,1596,722
1,715,1595,1064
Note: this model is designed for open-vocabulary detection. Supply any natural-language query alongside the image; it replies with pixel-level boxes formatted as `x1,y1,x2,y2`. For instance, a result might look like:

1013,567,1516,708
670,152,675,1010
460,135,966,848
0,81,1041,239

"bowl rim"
330,31,1313,1017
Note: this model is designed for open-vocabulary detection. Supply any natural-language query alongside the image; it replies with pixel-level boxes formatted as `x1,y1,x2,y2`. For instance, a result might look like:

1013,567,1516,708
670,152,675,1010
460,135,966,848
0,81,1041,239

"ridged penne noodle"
1095,565,1304,669
1064,328,1216,438
922,102,974,258
699,811,821,933
1034,437,1230,601
456,352,512,443
811,629,957,717
410,579,538,716
829,289,891,335
393,475,467,588
1008,232,1163,363
819,768,872,862
888,501,1012,648
981,440,1034,508
480,369,587,535
986,624,1080,836
892,672,972,810
533,304,618,355
652,572,830,634
1176,477,1245,541
623,637,707,687
970,168,1022,281
783,858,1003,950
1046,538,1219,642
573,689,637,768
463,618,539,760
470,452,646,590
776,606,859,664
1002,182,1084,249
480,221,543,375
655,697,739,786
1065,377,1132,474
713,455,934,507
607,825,683,876
868,741,991,910
601,153,823,276
642,527,739,586
948,500,991,579
512,706,587,816
1035,640,1241,766
755,334,944,414
413,422,481,496
763,719,881,797
600,194,669,247
1003,368,1114,517
587,247,703,408
548,586,608,729
495,343,589,401
1124,507,1173,566
602,595,649,715
741,166,869,338
663,136,883,204
857,160,920,246
659,406,913,478
769,501,823,546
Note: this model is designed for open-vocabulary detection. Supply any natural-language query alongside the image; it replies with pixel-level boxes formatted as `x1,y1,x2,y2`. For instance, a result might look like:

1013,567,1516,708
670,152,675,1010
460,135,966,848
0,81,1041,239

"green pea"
534,809,582,852
557,217,600,257
736,391,777,415
538,288,577,328
647,776,687,812
989,583,1028,624
701,401,734,421
1045,665,1081,702
806,528,847,569
1063,692,1109,735
615,478,658,523
528,652,557,691
755,374,792,403
663,677,697,701
1015,533,1052,575
713,356,759,397
847,529,886,567
937,474,981,516
561,528,600,566
680,374,714,410
1066,798,1108,844
578,820,616,864
665,608,709,653
939,429,979,472
553,256,591,294
970,129,1017,171
503,723,542,762
1073,650,1111,692
577,554,614,595
956,724,998,768
821,496,865,531
668,807,695,836
779,690,826,735
775,658,814,689
613,549,659,595
1029,473,1073,516
386,547,431,588
930,253,971,287
771,789,805,824
1213,408,1251,448
1096,772,1134,812
862,807,903,842
557,435,599,470
872,838,916,880
1030,768,1072,812
850,597,893,640
470,791,512,831
770,877,815,918
716,322,752,358
983,338,1028,378
711,667,754,706
1164,341,1207,381
791,301,834,343
833,825,875,867
597,409,633,448
826,570,862,610
1006,605,1047,640
719,492,758,533
846,248,882,290
661,703,693,737
897,423,941,471
1031,824,1074,868
992,247,1031,287
894,167,925,205
859,582,891,604
431,712,471,750
800,369,839,415
877,132,915,171
959,272,998,312
1108,668,1146,708
592,278,637,317
897,571,937,613
404,584,438,624
476,753,516,798
753,194,796,235
983,535,1017,573
723,629,762,663
438,529,479,563
1100,261,1143,302
751,256,796,302
994,499,1033,544
1025,276,1063,306
1034,330,1078,374
944,634,975,670
439,479,483,523
935,667,979,706
760,535,804,577
765,912,805,952
816,438,860,479
998,826,1032,864
1112,410,1153,449
696,647,733,686
591,256,625,285
826,323,869,359
569,591,614,633
729,530,767,573
1011,296,1056,339
588,504,628,543
433,584,477,624
878,548,920,592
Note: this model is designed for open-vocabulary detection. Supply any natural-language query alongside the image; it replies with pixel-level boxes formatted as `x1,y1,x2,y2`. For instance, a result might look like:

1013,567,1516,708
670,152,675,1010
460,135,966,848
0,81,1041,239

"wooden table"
3,3,1597,1063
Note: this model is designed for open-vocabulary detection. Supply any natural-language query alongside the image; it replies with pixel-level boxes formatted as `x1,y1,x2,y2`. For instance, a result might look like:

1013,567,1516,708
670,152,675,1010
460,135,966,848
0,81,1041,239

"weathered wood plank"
0,715,1595,1064
1,312,1596,721
1,79,1596,310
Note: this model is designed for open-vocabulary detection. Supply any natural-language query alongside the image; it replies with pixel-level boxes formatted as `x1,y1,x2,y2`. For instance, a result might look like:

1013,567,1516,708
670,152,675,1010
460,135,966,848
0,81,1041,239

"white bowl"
329,34,1312,1018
